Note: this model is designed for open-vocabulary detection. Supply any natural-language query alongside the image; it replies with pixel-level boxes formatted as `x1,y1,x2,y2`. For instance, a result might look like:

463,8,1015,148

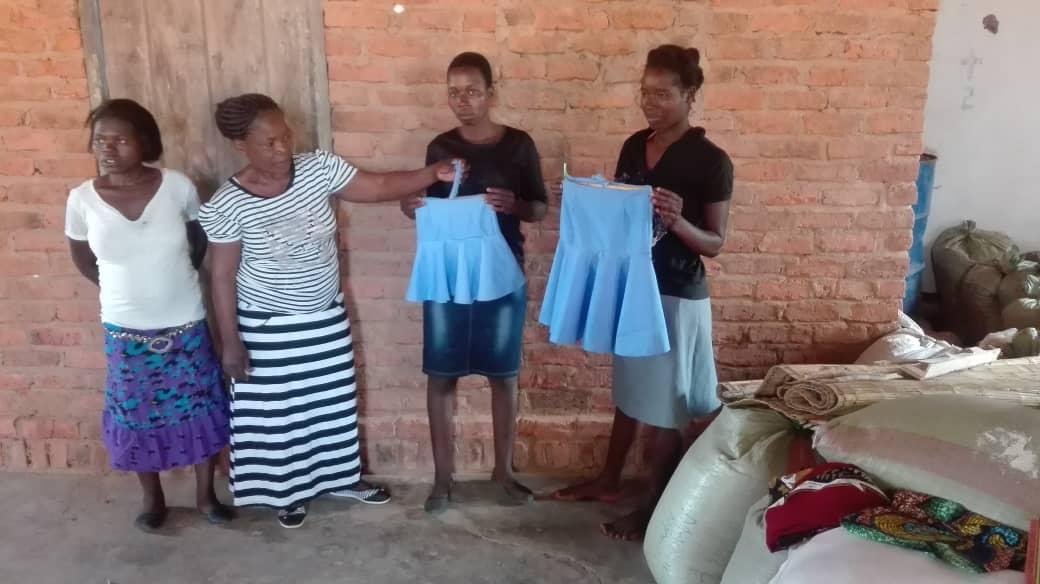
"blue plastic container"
903,154,937,314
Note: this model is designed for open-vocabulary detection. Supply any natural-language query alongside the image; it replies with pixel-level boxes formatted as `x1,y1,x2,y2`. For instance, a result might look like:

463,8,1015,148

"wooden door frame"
76,0,332,151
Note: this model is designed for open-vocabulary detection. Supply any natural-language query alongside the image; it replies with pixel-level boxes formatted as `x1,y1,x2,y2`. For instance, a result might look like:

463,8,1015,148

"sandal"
424,482,454,515
277,506,307,529
331,482,391,505
134,508,168,532
199,502,234,525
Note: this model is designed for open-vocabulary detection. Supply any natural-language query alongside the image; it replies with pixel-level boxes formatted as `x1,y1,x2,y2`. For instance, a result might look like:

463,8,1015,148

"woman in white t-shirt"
65,99,232,532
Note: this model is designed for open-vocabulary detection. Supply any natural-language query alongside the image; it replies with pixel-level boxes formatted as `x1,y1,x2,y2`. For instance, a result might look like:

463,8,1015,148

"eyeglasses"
92,136,129,147
448,88,487,101
639,88,683,105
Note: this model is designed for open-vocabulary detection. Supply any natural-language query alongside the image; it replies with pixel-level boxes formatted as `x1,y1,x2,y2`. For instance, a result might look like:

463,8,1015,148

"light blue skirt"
612,295,719,430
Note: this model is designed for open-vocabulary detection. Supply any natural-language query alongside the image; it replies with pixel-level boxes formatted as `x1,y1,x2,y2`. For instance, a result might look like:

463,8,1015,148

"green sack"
957,263,1006,344
998,271,1040,307
1008,327,1040,358
1002,297,1040,330
997,252,1040,307
932,221,1017,344
933,220,1016,263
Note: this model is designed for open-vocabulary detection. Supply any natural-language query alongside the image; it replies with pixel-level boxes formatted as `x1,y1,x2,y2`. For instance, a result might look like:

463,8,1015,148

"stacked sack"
932,221,1040,344
1000,253,1040,331
643,408,796,584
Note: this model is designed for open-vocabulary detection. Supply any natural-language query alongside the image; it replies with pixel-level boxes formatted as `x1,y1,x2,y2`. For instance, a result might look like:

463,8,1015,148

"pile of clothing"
643,394,1040,584
763,463,1027,582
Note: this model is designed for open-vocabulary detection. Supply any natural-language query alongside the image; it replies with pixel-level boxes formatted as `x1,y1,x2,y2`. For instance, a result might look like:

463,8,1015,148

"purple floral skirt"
101,320,230,472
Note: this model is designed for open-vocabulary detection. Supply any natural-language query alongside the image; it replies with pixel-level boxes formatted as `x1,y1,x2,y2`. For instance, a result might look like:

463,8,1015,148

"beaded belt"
104,320,202,354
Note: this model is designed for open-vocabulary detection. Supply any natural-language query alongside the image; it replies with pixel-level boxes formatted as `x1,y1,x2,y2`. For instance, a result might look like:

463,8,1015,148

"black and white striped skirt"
229,295,361,509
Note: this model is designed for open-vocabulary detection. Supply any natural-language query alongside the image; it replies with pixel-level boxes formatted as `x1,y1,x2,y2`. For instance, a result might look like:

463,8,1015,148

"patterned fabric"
102,320,230,472
843,490,1028,574
764,462,888,552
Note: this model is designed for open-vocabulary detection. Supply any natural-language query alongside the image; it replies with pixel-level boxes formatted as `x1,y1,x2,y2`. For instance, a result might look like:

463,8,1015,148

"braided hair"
646,45,704,93
86,98,163,162
214,93,281,140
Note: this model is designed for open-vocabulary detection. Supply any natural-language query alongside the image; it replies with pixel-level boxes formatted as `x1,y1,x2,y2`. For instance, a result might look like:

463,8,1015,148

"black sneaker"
330,483,391,505
277,506,307,529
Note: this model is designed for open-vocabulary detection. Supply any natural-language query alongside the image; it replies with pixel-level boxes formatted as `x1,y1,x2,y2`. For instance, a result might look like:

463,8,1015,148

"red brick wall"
0,0,101,470
0,0,937,473
325,0,935,475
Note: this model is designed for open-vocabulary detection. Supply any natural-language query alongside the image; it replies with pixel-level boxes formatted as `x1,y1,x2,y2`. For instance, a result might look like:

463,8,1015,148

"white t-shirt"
64,169,207,330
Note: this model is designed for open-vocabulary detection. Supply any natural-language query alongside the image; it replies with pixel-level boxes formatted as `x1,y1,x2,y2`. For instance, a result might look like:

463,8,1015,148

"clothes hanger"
562,162,648,191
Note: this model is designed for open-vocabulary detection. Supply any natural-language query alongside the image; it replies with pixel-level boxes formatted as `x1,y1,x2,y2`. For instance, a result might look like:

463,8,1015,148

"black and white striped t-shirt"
199,150,357,314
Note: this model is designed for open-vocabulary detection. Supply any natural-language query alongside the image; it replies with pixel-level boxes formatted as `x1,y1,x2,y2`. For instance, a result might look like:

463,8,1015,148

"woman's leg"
427,374,458,499
488,375,531,501
194,454,233,522
135,471,167,529
601,409,719,541
550,408,639,502
601,425,683,541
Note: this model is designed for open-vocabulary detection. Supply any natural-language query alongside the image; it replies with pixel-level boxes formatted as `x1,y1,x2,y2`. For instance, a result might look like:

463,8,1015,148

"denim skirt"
422,285,527,378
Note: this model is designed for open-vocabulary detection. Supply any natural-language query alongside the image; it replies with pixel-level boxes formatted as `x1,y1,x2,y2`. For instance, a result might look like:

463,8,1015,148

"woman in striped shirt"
200,93,463,529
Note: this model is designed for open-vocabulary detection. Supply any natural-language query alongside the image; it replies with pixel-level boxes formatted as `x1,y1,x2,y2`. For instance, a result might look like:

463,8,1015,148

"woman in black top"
401,52,548,513
552,45,734,541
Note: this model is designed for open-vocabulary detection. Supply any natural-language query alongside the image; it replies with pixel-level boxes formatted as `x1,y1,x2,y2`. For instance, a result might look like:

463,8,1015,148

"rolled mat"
720,357,1040,424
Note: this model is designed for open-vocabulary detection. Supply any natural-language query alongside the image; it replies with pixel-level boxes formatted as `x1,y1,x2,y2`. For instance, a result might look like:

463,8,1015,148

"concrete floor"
0,473,653,584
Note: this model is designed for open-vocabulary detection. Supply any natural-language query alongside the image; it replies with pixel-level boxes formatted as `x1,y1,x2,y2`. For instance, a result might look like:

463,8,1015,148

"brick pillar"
0,0,105,471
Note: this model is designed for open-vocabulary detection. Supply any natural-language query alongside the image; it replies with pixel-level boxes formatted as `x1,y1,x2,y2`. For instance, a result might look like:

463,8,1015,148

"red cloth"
765,462,887,552
1027,518,1039,584
785,433,818,474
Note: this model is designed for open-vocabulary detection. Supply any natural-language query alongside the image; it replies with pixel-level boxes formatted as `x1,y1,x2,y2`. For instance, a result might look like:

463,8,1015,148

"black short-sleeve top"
614,127,734,300
425,126,547,265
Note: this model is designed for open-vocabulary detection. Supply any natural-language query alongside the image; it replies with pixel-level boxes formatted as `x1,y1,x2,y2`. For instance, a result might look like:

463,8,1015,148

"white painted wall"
921,0,1040,290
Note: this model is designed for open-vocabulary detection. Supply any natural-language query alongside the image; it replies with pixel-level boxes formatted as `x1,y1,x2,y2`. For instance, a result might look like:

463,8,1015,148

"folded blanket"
843,490,1028,574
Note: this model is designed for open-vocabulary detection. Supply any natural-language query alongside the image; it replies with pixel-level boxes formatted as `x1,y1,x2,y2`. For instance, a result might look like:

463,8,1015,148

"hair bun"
646,44,705,91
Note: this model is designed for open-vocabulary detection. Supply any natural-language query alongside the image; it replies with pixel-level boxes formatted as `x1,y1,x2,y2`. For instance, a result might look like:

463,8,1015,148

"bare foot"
429,479,452,499
492,474,534,505
600,505,653,541
549,476,623,503
424,480,452,514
